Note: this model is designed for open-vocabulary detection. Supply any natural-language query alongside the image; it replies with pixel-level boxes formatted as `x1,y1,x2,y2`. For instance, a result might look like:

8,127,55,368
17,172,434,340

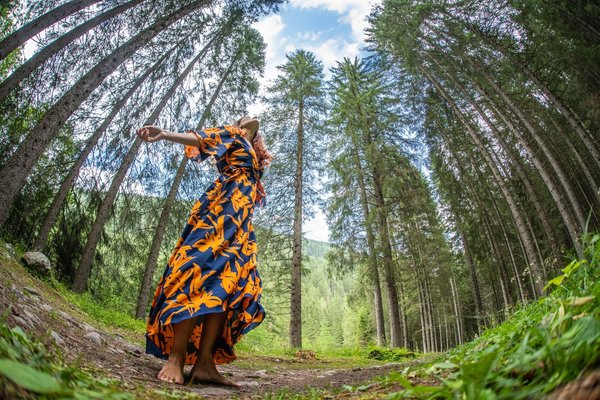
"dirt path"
1,257,432,399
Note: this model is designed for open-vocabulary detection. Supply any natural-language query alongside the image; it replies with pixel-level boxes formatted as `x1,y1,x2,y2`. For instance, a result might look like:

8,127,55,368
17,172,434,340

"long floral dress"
145,125,266,365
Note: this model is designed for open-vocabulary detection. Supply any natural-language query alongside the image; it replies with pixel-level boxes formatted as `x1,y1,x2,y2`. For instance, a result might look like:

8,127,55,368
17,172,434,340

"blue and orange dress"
145,125,266,365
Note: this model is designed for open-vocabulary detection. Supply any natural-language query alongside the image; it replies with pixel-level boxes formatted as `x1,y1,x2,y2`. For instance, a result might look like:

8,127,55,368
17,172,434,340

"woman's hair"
234,117,273,168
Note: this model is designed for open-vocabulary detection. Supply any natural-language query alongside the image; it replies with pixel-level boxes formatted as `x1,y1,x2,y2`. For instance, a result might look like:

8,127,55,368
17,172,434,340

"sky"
250,0,381,243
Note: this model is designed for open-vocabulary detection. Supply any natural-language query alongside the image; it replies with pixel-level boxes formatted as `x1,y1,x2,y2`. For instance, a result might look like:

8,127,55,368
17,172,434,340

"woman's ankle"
167,351,185,364
194,352,215,366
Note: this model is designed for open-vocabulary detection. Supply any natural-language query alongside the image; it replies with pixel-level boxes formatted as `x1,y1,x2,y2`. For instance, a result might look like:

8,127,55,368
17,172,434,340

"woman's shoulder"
223,125,243,136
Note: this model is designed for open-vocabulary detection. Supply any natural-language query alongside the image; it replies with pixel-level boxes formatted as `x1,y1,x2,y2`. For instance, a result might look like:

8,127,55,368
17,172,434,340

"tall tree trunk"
488,107,562,252
473,79,581,254
0,0,145,102
289,99,304,348
428,53,548,271
345,75,387,347
372,165,402,348
432,53,560,252
0,0,101,60
469,28,600,171
423,68,545,297
0,0,209,228
71,28,215,292
398,278,408,348
490,197,527,302
474,63,588,239
457,223,484,333
349,135,386,347
449,275,463,345
135,52,237,319
417,280,427,352
518,60,600,170
32,37,185,251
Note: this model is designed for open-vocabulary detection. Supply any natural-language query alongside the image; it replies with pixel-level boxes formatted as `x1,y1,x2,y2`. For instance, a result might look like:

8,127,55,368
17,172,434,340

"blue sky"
250,0,381,242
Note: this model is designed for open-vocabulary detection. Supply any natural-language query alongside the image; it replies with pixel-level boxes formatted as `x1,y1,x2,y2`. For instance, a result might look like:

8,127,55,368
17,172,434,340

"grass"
51,280,146,333
0,318,134,400
379,232,600,399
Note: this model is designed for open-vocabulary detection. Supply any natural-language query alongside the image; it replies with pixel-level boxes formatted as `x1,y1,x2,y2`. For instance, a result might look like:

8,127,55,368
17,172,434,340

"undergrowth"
51,279,146,333
0,317,203,399
0,317,133,399
380,232,600,399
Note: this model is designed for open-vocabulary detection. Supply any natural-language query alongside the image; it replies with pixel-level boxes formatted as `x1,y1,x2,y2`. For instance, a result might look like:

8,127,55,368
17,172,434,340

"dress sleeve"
184,125,240,163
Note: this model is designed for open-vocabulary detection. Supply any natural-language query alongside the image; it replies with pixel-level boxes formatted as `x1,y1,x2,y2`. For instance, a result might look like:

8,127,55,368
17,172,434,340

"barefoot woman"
136,117,271,386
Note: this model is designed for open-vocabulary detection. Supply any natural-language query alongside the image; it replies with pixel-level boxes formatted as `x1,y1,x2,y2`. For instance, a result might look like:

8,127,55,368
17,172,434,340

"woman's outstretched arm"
136,125,199,146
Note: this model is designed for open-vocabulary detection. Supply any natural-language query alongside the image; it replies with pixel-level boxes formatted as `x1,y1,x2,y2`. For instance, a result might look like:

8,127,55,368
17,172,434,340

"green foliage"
382,232,600,399
0,359,61,394
366,346,416,361
0,320,133,399
51,279,146,333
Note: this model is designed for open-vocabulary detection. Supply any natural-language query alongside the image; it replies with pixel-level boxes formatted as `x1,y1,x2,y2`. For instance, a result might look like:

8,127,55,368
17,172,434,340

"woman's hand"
136,125,166,143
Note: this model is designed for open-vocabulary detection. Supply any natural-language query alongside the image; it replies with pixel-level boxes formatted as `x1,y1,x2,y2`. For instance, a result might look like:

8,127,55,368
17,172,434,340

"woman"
136,116,271,386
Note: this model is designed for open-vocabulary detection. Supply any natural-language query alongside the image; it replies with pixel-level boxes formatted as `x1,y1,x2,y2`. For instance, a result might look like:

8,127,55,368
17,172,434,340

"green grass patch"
381,232,600,399
0,318,134,399
51,280,146,334
365,346,417,361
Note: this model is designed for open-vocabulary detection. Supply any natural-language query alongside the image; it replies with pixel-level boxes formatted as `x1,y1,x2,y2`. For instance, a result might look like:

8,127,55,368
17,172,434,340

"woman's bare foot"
158,352,185,384
188,355,240,387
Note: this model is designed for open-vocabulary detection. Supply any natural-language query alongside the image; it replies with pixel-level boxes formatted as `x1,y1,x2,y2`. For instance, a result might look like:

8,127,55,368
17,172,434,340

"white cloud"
296,31,323,41
305,38,360,71
253,14,286,62
289,0,381,42
304,208,330,242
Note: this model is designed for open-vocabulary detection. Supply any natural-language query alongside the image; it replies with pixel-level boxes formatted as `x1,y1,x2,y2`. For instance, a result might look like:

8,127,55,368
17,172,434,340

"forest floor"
0,254,438,399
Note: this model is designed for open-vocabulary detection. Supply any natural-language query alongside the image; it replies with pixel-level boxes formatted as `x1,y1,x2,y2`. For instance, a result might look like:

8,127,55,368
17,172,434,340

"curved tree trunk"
32,38,185,251
372,165,402,348
135,52,238,319
350,137,386,347
516,60,600,171
481,98,562,252
0,0,209,228
469,70,583,257
72,26,216,292
0,0,101,60
0,0,145,102
474,63,588,234
457,222,484,333
423,68,545,297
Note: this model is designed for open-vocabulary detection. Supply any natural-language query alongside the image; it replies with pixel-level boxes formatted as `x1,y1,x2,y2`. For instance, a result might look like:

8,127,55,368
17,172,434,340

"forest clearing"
1,0,599,398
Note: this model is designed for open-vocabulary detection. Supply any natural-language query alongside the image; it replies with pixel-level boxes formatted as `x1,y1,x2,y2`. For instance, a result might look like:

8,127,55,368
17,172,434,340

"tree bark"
350,135,386,347
0,0,145,102
0,0,101,60
289,99,304,348
371,165,403,348
0,0,209,228
71,26,215,292
32,37,184,251
423,68,545,297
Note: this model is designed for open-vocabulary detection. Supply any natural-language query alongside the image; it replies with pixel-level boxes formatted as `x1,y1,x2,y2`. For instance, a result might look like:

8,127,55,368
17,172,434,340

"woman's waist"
219,166,260,182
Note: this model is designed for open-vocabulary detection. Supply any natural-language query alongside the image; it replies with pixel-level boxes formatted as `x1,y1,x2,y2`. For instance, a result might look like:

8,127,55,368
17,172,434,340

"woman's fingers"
136,125,164,143
136,126,152,142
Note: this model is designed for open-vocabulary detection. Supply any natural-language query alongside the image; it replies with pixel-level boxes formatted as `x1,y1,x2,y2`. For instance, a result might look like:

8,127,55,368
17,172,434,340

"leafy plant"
380,231,600,399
